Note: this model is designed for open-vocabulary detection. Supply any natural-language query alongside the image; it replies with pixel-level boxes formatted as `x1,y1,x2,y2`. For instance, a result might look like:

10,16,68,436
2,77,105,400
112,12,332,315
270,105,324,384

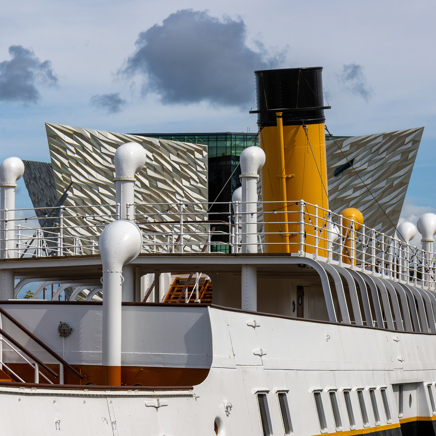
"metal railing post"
179,203,184,253
338,215,343,265
361,225,366,272
299,200,305,255
314,204,319,258
59,363,64,385
327,213,332,261
58,206,64,256
34,362,39,383
350,221,355,267
4,209,8,259
371,229,376,274
16,224,21,258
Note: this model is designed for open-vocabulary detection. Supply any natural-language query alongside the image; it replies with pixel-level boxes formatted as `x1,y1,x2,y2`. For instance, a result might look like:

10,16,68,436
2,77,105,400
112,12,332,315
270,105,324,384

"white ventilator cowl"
0,157,25,186
240,146,266,175
99,220,142,272
417,213,436,242
397,221,417,244
114,142,146,180
232,186,242,203
328,222,340,243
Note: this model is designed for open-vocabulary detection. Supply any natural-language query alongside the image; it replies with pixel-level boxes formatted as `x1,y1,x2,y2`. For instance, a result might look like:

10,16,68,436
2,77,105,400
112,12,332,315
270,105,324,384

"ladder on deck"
163,275,212,304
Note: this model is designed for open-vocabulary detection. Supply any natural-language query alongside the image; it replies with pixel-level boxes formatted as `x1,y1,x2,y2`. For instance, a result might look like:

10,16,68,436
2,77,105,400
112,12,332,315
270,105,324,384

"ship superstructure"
0,68,435,436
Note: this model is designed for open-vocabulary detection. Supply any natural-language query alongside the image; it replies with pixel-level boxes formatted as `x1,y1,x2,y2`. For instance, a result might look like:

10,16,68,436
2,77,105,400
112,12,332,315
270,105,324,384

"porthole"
369,389,380,425
314,391,327,432
380,388,391,423
329,391,342,431
343,390,355,429
277,392,292,434
430,384,436,415
257,393,272,436
357,390,369,427
409,394,412,408
214,418,220,435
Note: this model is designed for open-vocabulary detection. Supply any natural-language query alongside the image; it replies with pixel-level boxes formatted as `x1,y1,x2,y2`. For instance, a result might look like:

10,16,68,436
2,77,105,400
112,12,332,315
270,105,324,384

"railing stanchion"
371,229,376,274
34,362,39,383
179,203,184,253
58,206,64,256
327,212,332,261
338,215,343,265
4,209,8,258
314,204,318,258
59,364,64,385
16,224,21,258
361,225,366,272
299,200,305,255
350,221,355,267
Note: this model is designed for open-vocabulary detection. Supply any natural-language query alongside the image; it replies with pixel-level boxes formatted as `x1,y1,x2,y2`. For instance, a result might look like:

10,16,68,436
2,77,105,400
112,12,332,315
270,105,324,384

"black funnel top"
254,67,329,126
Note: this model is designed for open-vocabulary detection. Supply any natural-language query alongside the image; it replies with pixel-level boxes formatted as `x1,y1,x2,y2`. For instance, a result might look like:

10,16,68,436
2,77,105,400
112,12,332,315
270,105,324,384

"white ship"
0,67,434,436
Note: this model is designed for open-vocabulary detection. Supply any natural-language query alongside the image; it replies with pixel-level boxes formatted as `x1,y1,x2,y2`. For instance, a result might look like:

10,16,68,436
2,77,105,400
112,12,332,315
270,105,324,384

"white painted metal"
114,142,146,220
0,270,14,300
239,146,265,254
232,186,242,253
99,220,142,370
241,265,257,311
417,213,436,285
397,221,416,281
0,157,24,260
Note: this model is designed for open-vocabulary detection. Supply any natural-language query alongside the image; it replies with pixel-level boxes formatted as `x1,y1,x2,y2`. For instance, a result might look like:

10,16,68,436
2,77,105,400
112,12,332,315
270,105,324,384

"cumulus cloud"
0,45,58,104
90,92,126,114
339,63,371,100
120,9,283,107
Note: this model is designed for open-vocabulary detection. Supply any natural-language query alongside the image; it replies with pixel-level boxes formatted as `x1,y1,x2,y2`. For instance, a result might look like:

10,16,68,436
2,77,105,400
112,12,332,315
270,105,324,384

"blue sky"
1,0,436,226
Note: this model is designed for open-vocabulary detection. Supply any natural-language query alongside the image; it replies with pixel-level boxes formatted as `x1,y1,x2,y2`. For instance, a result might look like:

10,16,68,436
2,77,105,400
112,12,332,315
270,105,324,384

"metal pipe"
99,220,142,386
241,265,257,311
114,143,146,220
417,213,436,286
0,157,25,260
240,146,265,254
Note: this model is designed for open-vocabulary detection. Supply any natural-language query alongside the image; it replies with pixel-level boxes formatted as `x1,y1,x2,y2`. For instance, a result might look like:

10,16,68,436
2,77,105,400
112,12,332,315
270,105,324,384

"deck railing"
0,200,433,289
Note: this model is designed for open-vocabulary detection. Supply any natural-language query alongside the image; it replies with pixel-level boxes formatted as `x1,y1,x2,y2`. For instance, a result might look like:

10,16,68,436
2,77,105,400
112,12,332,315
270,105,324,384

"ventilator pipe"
340,208,364,266
241,264,257,311
326,220,340,259
417,213,436,252
232,187,242,252
397,221,417,282
114,142,146,220
99,220,142,386
0,157,25,260
417,213,436,287
397,221,417,245
239,146,265,254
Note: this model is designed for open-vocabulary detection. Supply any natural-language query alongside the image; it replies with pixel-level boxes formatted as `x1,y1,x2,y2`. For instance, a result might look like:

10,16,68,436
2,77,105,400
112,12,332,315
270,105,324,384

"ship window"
314,391,327,431
257,393,272,436
334,159,355,177
329,391,342,431
277,392,293,434
357,390,369,426
343,390,355,429
380,388,391,422
398,384,404,418
428,384,436,415
369,389,380,425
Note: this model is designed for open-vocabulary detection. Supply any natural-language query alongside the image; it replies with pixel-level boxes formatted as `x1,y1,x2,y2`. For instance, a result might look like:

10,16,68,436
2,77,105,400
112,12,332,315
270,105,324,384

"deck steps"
164,276,212,304
0,368,14,382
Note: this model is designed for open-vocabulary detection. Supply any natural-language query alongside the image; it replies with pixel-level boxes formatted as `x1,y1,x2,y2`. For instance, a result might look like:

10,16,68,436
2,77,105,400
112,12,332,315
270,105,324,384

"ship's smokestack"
253,67,330,254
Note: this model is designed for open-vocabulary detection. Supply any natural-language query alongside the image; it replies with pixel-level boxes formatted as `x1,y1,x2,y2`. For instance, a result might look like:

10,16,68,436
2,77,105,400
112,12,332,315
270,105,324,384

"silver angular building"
327,127,424,235
22,125,423,245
